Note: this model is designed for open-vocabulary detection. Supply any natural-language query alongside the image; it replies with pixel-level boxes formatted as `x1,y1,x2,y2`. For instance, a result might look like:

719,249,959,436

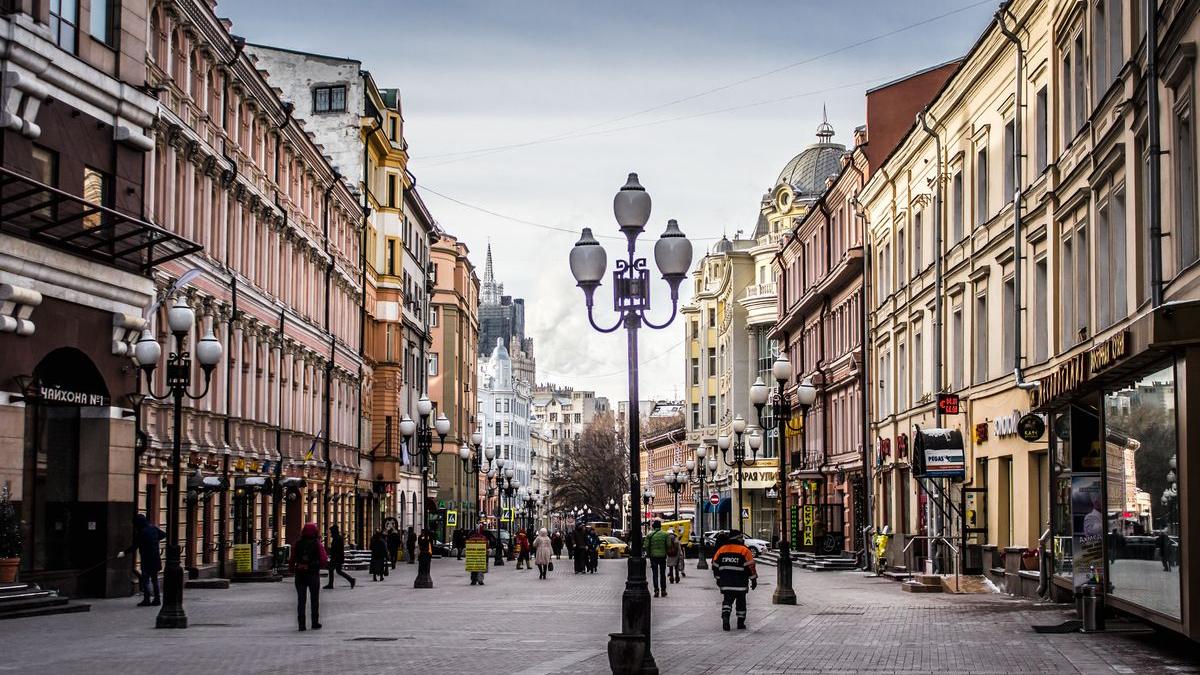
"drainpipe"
322,175,339,530
219,277,237,579
274,309,285,549
917,109,944,429
357,123,372,544
1146,0,1164,308
849,179,873,566
997,8,1038,393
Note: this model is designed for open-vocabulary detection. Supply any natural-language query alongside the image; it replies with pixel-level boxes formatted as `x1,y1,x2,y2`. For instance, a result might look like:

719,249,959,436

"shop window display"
1104,363,1180,619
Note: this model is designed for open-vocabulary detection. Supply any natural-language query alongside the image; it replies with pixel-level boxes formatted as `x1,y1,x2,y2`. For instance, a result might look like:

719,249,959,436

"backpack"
294,538,319,571
667,536,679,556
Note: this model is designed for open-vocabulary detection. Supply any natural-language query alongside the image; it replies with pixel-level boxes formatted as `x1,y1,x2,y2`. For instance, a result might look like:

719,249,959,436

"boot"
349,577,356,589
737,619,747,630
137,598,153,607
311,616,322,630
722,615,731,631
150,597,161,606
298,616,307,632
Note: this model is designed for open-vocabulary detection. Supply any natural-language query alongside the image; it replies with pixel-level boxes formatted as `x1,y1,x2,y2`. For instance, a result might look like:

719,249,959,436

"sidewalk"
0,556,1196,675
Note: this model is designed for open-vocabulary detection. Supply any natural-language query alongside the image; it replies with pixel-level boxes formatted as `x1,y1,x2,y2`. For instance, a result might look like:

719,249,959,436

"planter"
607,632,646,675
0,557,18,583
1020,554,1039,571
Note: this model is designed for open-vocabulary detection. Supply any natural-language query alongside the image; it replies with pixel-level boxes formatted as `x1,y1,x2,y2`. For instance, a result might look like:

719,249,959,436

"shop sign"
1017,414,1046,442
896,434,908,458
1089,330,1130,375
1032,331,1132,408
232,543,254,574
737,467,778,489
973,423,988,444
464,538,488,572
912,428,966,479
937,393,961,415
802,505,815,546
38,386,108,406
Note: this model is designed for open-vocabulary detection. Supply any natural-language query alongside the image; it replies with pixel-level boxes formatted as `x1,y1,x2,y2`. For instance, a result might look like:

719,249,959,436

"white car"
742,537,770,554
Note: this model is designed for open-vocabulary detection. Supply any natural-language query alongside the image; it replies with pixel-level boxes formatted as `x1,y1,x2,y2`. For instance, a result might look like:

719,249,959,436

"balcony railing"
742,282,777,301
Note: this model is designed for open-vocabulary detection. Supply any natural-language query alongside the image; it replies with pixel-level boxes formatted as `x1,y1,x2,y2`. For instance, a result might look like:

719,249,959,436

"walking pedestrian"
417,527,434,580
550,530,563,559
564,529,576,561
453,528,467,560
1156,530,1173,571
712,529,757,631
533,528,553,579
369,529,389,581
324,524,356,589
666,528,681,584
405,526,417,565
289,522,327,631
645,520,669,596
572,524,587,574
514,529,531,570
118,514,165,606
468,525,488,586
386,525,402,569
586,527,600,573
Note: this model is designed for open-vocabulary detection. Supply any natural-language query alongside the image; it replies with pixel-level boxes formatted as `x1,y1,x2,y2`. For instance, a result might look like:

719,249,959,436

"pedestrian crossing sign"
741,508,750,519
501,507,513,522
447,511,458,527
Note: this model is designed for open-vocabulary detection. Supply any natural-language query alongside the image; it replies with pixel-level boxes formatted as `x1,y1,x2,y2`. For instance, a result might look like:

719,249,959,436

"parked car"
484,529,513,556
742,537,770,555
597,536,629,558
431,540,452,557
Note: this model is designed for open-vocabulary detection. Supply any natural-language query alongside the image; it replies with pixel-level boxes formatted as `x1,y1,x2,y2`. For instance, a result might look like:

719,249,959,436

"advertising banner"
464,539,488,573
1070,474,1105,589
232,543,253,574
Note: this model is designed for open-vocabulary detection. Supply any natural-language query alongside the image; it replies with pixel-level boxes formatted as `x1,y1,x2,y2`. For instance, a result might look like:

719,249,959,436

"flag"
400,439,411,467
304,430,322,462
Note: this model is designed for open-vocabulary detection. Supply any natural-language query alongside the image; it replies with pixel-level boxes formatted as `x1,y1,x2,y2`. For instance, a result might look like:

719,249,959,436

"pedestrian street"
1,555,1197,675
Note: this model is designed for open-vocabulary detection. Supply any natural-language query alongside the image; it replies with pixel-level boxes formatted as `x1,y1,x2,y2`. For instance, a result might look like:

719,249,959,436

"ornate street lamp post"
134,296,223,629
399,395,450,589
460,429,484,529
570,173,692,675
642,486,654,524
750,356,815,606
663,465,689,519
688,448,718,570
717,416,761,535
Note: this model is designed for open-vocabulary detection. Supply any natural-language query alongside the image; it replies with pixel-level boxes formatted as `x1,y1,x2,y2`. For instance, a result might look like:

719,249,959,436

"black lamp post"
460,430,484,529
641,487,654,526
606,497,620,532
399,395,450,589
717,416,761,535
487,460,516,565
687,449,718,570
663,465,689,519
134,296,223,629
570,173,692,675
751,356,816,606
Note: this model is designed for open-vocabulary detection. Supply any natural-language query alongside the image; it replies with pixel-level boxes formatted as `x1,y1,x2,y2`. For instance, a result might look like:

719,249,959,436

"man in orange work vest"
711,529,758,631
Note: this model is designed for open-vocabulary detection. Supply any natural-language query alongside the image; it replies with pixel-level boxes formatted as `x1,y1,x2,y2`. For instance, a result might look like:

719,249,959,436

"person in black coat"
453,528,467,560
551,531,563,559
405,526,417,565
387,527,403,570
369,530,390,581
573,525,588,574
324,525,356,589
119,514,165,606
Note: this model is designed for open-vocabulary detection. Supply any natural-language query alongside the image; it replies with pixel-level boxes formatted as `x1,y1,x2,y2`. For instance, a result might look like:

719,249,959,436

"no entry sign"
709,493,720,506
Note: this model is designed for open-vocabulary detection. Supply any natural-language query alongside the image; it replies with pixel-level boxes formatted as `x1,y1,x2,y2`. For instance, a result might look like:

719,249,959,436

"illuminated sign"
937,394,961,415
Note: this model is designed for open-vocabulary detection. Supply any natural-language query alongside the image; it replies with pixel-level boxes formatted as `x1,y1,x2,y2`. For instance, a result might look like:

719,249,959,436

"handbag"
548,561,554,571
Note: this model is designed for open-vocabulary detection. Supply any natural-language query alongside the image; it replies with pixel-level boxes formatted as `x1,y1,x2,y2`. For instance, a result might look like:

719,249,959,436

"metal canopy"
0,167,201,274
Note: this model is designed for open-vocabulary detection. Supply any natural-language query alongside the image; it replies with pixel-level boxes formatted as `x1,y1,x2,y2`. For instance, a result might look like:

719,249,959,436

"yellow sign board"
464,539,488,572
447,511,458,527
501,507,513,523
802,505,814,546
232,543,253,574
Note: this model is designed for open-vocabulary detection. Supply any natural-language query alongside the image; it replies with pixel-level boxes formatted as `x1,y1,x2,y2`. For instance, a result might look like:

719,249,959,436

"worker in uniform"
711,529,757,631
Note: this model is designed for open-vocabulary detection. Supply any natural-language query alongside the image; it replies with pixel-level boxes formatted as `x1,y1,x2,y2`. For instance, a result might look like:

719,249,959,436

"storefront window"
1050,410,1073,578
1104,363,1180,619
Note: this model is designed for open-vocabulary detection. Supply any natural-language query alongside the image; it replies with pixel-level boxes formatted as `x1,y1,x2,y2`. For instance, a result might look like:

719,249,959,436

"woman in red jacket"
514,529,531,569
289,522,328,631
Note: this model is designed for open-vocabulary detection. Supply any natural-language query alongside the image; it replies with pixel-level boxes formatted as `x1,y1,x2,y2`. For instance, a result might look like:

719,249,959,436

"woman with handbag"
533,528,554,579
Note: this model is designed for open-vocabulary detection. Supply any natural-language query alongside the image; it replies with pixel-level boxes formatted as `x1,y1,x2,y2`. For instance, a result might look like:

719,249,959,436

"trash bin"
1080,584,1105,632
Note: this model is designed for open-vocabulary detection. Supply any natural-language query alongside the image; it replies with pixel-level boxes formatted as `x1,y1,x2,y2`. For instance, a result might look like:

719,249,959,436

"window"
913,212,923,271
1096,181,1129,328
879,350,892,418
386,238,396,275
388,116,398,141
1062,47,1074,141
897,341,908,411
1073,34,1086,133
385,325,393,362
707,308,716,327
31,146,57,218
707,347,716,375
951,170,964,242
690,403,700,428
878,241,891,298
1060,211,1090,347
951,305,964,390
690,320,699,340
913,331,924,401
387,174,397,208
495,400,502,412
82,166,112,229
976,147,989,226
428,353,439,377
1036,87,1049,173
429,307,438,327
1094,1,1109,94
50,0,79,52
897,228,906,283
974,289,988,384
1034,257,1049,363
1002,277,1015,370
1176,101,1198,268
313,85,347,113
1003,120,1015,197
89,0,114,45
708,396,717,425
690,357,699,385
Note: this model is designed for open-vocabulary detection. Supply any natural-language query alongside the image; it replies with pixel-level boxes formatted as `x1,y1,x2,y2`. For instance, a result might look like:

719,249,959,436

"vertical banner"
465,538,488,573
1070,475,1104,589
233,543,253,574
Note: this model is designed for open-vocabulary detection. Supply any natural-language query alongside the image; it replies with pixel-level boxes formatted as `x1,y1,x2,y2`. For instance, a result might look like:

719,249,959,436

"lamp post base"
613,555,657,675
771,540,797,605
414,556,433,588
695,544,708,570
155,545,188,629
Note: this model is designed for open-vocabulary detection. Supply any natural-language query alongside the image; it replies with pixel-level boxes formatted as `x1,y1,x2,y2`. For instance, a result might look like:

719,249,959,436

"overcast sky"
220,0,997,405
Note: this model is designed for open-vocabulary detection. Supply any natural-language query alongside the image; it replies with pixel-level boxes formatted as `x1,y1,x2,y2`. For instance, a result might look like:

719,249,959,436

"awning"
0,166,202,273
704,497,731,514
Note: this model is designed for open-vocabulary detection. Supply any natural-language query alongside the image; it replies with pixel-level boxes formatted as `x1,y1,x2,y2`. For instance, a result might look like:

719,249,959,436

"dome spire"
816,104,835,142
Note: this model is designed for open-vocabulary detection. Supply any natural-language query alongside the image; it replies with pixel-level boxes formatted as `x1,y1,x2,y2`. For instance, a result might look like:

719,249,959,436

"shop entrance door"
233,492,255,545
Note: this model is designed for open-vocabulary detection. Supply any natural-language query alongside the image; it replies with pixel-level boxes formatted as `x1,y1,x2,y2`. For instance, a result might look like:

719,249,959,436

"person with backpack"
324,524,356,589
585,527,600,573
118,514,165,607
645,520,670,596
665,528,681,584
711,529,758,631
289,522,328,631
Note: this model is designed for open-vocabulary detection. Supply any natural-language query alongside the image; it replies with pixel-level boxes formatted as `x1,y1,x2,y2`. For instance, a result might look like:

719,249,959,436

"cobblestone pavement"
1,556,1198,675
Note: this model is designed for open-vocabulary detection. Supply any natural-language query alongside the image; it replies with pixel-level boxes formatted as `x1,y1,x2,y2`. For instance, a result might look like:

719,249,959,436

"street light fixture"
718,414,759,534
570,173,692,675
690,446,718,570
663,465,690,520
134,296,223,629
751,356,815,606
399,395,450,589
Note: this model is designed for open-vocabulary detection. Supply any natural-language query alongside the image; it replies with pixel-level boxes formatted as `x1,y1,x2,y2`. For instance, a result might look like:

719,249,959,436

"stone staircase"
0,582,90,620
901,574,945,593
754,550,861,571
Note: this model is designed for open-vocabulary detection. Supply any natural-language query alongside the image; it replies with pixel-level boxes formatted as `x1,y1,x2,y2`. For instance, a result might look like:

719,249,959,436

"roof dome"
713,235,733,254
776,115,846,198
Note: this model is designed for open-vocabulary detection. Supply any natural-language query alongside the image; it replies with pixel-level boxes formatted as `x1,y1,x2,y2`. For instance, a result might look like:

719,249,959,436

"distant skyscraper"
478,243,535,382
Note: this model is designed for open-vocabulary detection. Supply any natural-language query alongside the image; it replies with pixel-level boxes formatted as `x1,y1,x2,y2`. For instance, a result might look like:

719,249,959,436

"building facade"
478,244,535,383
476,339,532,527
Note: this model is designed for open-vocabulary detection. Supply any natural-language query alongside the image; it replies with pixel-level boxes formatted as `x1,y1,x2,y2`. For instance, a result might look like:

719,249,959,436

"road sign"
709,493,720,506
740,508,750,519
446,511,458,527
501,507,513,522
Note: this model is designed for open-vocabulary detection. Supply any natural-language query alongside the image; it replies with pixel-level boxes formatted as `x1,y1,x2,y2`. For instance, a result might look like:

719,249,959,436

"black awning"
0,166,202,273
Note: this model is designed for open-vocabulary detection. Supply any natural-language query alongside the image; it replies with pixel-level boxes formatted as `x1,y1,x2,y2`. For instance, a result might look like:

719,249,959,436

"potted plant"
1020,547,1039,571
0,485,20,583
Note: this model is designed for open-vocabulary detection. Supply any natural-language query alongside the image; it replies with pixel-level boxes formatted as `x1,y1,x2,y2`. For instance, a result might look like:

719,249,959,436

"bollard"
1080,584,1105,632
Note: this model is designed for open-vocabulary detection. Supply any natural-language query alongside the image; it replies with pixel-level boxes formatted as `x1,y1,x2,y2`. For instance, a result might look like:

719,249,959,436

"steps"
796,552,860,572
901,574,944,593
230,570,282,583
344,550,372,571
0,582,90,620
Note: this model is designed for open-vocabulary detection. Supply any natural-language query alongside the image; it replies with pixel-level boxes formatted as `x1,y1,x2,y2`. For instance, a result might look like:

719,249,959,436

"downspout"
917,109,944,429
997,8,1038,392
274,309,284,549
357,127,371,545
219,277,237,579
1146,0,1164,308
322,174,339,530
848,156,874,567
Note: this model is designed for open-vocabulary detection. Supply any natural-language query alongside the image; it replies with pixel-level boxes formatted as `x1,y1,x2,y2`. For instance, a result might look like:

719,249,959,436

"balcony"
742,282,776,301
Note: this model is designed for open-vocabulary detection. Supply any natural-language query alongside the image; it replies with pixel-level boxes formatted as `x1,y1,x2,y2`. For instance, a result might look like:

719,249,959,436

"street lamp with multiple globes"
663,465,690,519
606,497,620,532
134,296,223,629
688,448,719,570
641,486,655,521
488,464,517,564
750,355,816,606
399,395,450,589
459,429,484,529
717,415,762,534
570,172,692,675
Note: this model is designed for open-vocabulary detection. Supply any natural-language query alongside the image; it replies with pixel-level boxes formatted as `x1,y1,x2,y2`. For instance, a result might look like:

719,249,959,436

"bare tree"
549,412,628,515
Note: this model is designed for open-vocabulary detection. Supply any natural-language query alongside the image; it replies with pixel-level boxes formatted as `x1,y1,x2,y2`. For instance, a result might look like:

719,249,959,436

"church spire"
484,240,495,286
480,239,503,305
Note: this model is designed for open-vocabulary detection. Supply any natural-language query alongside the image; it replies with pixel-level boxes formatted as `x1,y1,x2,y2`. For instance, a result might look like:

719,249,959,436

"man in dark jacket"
289,522,328,631
387,526,402,569
120,514,165,606
324,525,356,589
405,526,417,565
711,530,757,631
453,528,467,560
573,524,588,574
